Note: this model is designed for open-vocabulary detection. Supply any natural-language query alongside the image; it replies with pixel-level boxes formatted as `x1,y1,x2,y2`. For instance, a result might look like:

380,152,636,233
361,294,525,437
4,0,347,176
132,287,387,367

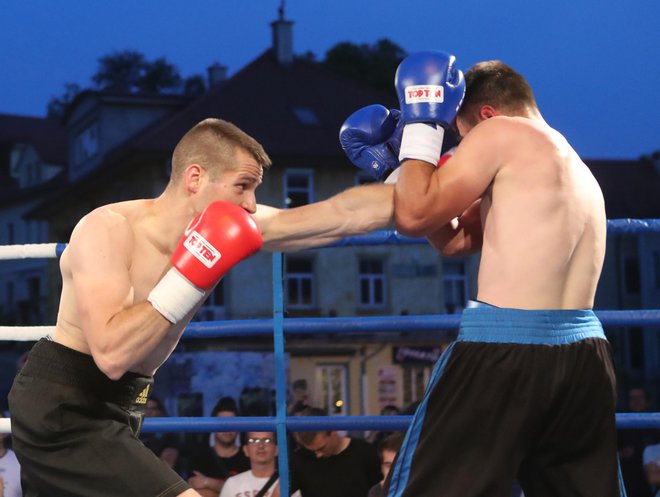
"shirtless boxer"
8,118,393,497
389,53,620,497
340,52,622,496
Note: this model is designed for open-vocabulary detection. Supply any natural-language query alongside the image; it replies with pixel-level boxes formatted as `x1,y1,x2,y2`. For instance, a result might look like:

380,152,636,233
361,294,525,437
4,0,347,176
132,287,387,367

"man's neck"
251,463,276,479
215,443,238,458
330,435,351,456
152,190,198,252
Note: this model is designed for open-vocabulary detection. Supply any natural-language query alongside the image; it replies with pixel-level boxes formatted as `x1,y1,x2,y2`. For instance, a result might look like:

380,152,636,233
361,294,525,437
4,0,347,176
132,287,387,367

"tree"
324,39,407,96
136,57,182,94
92,50,182,94
183,75,207,96
47,82,81,119
92,50,147,93
46,50,193,116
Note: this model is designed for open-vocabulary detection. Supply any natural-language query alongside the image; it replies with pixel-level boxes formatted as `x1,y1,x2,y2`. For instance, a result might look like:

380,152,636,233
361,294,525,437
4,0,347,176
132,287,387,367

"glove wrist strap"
148,268,206,324
399,123,445,167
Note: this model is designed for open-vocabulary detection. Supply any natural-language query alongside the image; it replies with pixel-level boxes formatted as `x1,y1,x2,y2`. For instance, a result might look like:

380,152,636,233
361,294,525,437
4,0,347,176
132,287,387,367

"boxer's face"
205,148,263,214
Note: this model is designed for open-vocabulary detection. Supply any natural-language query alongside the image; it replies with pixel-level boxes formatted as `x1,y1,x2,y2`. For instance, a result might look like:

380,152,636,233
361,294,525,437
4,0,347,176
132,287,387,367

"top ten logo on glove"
183,231,222,268
404,85,445,104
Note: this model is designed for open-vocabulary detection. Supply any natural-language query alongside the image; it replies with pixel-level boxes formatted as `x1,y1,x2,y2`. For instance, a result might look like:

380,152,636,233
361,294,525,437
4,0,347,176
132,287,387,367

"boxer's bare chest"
128,232,171,304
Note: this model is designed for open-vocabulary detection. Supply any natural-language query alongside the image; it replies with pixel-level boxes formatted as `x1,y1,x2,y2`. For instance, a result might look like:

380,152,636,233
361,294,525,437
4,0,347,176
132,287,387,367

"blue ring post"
273,252,290,496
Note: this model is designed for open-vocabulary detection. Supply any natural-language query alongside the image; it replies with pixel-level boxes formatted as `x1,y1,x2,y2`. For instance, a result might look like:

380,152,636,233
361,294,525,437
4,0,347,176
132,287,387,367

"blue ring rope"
139,412,660,433
180,310,660,339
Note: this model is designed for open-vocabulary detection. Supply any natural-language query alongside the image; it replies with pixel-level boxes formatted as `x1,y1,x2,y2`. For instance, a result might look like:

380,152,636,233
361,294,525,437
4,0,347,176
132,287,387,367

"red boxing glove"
385,146,456,184
148,201,262,323
437,146,457,168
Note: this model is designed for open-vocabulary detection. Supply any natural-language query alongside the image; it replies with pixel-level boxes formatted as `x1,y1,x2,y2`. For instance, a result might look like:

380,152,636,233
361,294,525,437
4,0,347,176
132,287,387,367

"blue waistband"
459,303,606,345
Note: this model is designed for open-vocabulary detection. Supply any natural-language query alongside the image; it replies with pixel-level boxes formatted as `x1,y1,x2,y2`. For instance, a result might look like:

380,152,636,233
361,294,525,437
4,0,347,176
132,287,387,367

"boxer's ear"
478,105,498,120
184,164,204,194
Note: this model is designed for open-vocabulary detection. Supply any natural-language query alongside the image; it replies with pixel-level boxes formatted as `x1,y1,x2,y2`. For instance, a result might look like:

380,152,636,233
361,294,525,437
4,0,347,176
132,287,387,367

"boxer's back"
476,117,606,310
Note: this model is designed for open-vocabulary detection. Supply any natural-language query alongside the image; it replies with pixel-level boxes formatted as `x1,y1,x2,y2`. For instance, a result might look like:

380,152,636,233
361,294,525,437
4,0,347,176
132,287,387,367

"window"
624,257,641,295
6,281,14,309
7,223,14,245
443,260,468,313
654,252,660,289
402,365,431,407
628,327,645,371
25,276,43,324
286,256,315,308
359,258,386,308
284,169,313,208
316,364,348,415
73,122,99,166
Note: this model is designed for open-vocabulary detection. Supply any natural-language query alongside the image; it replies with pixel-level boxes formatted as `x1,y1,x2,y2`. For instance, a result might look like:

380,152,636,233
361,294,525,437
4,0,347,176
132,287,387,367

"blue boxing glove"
339,104,403,181
394,51,465,166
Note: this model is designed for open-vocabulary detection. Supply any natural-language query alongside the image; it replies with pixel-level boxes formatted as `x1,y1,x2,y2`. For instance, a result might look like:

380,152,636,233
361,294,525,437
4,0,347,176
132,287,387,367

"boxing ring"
1,218,660,495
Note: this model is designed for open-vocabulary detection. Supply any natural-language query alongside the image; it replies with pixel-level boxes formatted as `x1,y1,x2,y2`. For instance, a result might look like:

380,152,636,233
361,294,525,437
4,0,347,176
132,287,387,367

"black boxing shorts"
8,338,190,497
386,303,625,497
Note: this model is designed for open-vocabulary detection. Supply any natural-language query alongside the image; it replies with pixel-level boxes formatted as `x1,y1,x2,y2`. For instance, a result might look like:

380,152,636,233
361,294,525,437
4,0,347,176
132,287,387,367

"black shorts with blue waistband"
8,338,190,497
386,302,626,497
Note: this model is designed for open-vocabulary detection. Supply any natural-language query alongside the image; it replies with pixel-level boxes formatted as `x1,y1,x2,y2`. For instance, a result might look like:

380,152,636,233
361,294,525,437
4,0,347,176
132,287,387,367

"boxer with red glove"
148,201,262,324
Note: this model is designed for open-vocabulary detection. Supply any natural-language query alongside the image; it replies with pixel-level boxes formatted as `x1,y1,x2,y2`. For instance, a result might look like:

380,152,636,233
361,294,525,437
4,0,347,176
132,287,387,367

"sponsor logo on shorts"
135,384,150,405
184,230,222,268
404,85,444,104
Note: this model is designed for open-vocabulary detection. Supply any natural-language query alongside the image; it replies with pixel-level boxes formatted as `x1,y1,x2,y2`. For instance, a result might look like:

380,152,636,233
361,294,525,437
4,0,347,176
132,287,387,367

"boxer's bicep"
429,128,500,223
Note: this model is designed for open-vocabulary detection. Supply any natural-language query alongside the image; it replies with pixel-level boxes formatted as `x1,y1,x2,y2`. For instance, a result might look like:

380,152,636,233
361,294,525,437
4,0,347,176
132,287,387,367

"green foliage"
183,75,207,96
323,39,407,96
46,82,82,119
93,50,180,93
46,49,206,117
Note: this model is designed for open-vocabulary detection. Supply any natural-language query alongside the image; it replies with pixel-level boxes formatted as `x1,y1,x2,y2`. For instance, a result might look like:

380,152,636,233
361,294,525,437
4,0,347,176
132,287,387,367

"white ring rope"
0,243,60,260
0,326,54,341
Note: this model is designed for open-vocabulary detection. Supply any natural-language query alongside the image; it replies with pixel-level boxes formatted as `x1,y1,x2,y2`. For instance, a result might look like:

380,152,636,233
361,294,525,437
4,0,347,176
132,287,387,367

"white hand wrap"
399,123,445,167
147,268,206,324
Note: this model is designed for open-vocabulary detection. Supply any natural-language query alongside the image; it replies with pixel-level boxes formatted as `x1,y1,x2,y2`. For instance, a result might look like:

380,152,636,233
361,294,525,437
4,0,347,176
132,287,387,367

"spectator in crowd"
140,396,188,477
619,386,658,497
219,431,287,497
368,432,405,497
366,404,402,447
643,440,660,497
287,380,310,416
0,431,21,497
290,407,381,497
188,397,250,496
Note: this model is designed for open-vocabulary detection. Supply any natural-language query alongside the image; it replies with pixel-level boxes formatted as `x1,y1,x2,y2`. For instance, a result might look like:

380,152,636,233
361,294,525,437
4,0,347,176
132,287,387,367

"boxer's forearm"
256,184,394,252
394,159,445,236
88,302,177,380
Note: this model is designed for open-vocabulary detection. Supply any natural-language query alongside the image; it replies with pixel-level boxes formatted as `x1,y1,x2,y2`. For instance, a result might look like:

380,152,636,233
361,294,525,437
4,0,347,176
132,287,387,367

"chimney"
207,62,228,87
271,1,293,66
